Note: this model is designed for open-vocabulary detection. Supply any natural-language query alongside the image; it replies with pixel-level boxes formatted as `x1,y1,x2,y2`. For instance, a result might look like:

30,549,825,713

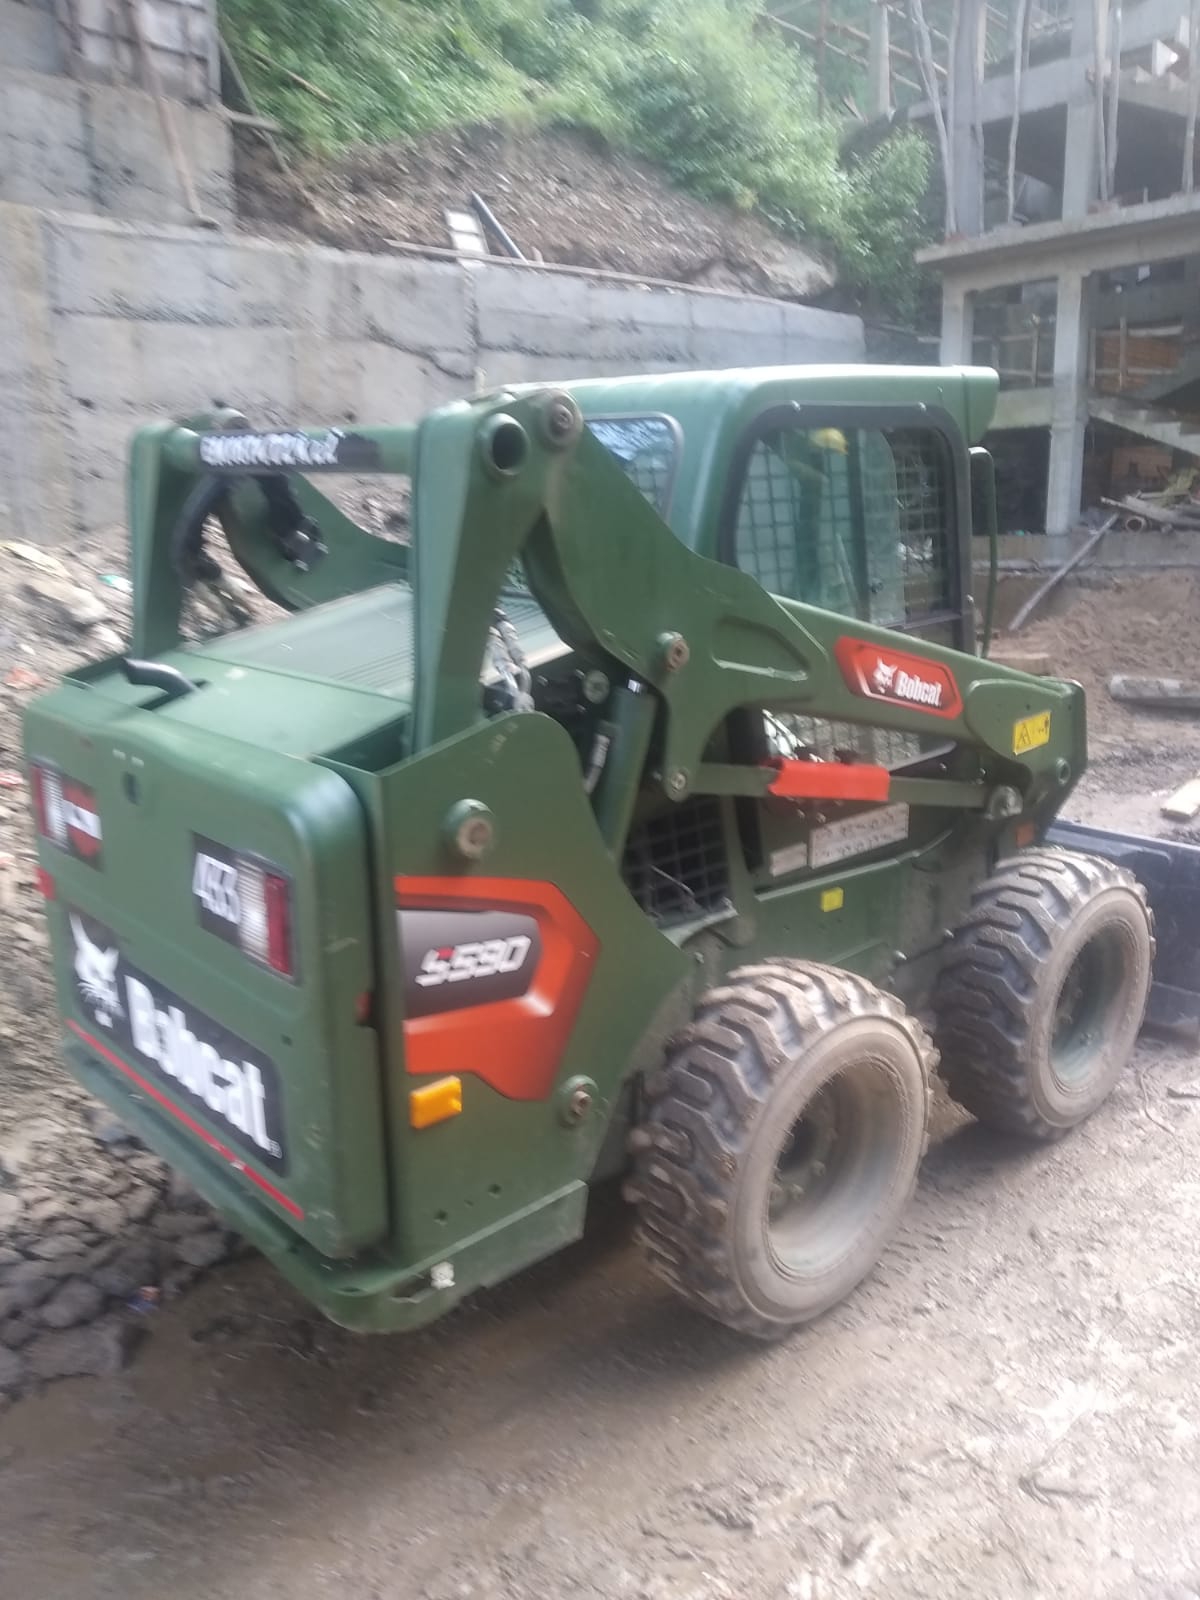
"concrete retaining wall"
0,204,864,543
0,70,233,225
3,0,217,101
2,0,228,228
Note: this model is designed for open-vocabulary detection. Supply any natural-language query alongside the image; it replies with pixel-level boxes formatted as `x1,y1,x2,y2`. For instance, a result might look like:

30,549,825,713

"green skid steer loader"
23,366,1197,1338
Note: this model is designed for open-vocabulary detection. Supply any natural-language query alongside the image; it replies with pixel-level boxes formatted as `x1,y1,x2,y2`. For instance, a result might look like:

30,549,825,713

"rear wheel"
932,848,1154,1140
627,962,934,1339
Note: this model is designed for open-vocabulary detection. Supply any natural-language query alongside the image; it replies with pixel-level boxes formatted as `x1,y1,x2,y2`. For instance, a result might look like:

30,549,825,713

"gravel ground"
2,564,1200,1598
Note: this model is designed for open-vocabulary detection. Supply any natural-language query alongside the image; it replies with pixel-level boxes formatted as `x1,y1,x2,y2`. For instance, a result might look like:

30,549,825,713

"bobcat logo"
70,914,122,1029
871,659,898,694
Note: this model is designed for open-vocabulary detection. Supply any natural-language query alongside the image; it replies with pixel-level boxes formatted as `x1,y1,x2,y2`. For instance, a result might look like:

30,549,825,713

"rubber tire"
627,961,935,1340
932,848,1154,1141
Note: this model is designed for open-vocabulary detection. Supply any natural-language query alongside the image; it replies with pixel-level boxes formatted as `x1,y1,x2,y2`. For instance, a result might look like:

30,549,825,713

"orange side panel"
395,876,599,1102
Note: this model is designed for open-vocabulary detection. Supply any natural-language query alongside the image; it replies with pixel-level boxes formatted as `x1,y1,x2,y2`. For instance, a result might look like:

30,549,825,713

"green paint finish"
25,686,386,1259
333,712,688,1275
22,363,1091,1332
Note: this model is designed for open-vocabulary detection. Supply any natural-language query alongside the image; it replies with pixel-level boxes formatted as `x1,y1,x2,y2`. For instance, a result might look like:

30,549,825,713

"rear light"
264,870,293,977
210,853,294,979
36,867,56,899
30,761,102,866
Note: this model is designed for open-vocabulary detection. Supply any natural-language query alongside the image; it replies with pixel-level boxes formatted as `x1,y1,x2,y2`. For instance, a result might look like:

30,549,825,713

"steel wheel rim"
1050,926,1125,1087
763,1057,903,1280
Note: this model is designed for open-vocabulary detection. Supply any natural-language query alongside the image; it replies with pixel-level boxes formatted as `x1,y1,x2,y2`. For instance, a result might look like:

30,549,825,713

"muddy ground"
3,561,1200,1598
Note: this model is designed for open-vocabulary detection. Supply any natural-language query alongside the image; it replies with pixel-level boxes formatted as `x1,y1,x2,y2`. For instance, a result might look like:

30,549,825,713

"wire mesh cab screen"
732,423,957,634
724,411,965,771
587,415,679,514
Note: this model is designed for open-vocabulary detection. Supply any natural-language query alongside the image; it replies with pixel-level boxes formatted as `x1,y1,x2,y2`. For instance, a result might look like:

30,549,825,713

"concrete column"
1045,269,1092,533
949,0,987,236
868,2,892,119
939,282,974,366
1062,0,1107,218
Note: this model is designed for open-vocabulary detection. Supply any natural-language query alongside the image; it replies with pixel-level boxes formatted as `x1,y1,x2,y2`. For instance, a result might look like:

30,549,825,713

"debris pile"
235,122,838,302
1104,465,1200,533
0,535,266,1405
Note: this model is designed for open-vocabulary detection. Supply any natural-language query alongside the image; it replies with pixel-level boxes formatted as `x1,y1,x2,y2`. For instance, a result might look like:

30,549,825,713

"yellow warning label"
821,887,845,913
1013,711,1051,755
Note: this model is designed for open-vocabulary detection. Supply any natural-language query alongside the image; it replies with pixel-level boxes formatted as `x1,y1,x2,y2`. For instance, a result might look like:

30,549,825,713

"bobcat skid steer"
23,366,1196,1338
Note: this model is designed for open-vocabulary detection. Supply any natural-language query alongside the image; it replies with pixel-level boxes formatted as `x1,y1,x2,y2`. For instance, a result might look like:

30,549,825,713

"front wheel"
932,848,1154,1140
627,961,934,1339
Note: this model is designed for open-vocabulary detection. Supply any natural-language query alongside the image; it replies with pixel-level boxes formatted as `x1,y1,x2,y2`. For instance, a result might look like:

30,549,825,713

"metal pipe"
1008,514,1118,633
469,192,525,261
970,447,999,657
1185,0,1200,192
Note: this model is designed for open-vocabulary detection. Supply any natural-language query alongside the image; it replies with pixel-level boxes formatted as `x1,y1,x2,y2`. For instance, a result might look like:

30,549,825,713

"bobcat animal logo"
871,659,898,694
70,913,122,1029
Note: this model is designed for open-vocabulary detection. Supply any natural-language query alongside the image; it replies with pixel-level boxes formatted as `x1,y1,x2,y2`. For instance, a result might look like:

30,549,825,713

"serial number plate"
807,803,910,870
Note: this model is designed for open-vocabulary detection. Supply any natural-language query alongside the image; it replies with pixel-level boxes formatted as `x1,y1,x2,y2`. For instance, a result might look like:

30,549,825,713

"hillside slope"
236,122,837,302
220,0,931,314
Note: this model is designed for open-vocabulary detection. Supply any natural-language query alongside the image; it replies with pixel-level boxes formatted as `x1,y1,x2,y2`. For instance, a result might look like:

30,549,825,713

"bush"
218,0,536,150
594,2,843,223
840,131,934,318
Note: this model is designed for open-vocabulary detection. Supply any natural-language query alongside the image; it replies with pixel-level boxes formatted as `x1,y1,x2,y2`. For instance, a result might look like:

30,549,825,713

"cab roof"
512,365,998,448
506,364,998,553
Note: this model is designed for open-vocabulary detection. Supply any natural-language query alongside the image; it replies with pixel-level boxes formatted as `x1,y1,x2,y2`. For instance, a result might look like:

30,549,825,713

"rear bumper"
66,1033,587,1332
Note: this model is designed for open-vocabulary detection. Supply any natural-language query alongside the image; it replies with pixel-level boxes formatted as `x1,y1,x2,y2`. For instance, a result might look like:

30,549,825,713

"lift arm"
132,389,1085,826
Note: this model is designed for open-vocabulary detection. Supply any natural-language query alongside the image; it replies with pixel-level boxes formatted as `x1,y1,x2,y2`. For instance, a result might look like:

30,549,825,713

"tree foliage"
219,0,932,310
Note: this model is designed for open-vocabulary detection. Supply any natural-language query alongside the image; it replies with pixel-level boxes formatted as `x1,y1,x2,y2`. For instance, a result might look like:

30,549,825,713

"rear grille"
621,797,730,925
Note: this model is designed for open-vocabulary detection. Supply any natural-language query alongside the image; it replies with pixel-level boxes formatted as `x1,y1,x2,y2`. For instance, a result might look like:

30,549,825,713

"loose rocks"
0,533,276,1402
24,1317,143,1382
39,1278,106,1329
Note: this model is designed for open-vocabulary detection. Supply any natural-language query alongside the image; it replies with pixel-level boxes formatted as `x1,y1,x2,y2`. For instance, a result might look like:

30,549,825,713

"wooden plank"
986,647,1051,676
1162,777,1200,821
222,109,283,133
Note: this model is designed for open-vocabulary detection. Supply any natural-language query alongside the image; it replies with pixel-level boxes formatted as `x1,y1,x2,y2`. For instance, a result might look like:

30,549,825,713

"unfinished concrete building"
914,0,1200,536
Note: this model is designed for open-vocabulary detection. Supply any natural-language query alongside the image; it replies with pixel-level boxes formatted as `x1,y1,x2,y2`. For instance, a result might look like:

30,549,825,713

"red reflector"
264,871,292,977
355,990,374,1026
36,867,56,899
29,760,102,865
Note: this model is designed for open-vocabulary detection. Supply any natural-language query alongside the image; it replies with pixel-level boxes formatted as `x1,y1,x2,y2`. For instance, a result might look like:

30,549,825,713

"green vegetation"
219,0,932,313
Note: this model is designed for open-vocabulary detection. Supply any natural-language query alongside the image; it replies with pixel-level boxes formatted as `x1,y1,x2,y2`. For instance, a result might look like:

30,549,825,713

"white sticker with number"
192,851,242,925
807,803,911,870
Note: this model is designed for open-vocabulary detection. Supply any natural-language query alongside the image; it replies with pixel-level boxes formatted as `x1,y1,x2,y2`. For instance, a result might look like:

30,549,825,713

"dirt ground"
234,122,836,302
1017,572,1200,838
4,564,1200,1599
